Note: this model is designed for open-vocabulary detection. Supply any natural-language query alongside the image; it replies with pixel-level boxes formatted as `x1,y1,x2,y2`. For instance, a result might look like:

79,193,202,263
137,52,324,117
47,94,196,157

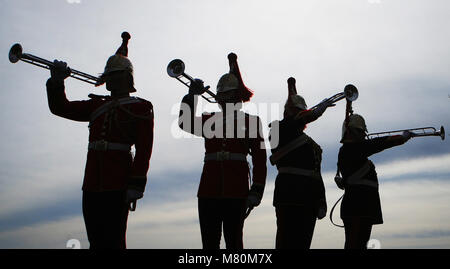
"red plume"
228,52,253,102
116,32,131,57
287,77,297,96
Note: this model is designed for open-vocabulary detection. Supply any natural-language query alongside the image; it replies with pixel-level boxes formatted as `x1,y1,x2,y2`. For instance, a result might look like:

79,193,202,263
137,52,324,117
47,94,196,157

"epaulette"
136,97,153,107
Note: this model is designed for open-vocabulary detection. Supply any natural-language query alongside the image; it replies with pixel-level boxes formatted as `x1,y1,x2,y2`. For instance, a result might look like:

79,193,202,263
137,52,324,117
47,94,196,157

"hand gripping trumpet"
310,84,359,110
8,43,100,85
167,59,217,103
367,126,445,140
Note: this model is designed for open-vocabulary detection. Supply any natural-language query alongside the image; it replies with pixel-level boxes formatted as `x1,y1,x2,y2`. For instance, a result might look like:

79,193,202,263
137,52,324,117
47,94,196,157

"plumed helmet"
284,77,307,111
341,114,367,142
287,95,307,110
99,32,136,92
347,114,367,132
220,52,253,102
217,73,239,93
103,54,133,76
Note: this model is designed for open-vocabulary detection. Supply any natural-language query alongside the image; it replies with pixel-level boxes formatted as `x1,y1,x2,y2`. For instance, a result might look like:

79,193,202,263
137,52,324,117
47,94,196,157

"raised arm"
46,60,93,122
178,79,207,136
364,134,411,157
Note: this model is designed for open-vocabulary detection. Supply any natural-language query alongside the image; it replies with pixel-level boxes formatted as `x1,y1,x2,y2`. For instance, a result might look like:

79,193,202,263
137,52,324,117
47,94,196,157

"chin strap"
330,194,344,228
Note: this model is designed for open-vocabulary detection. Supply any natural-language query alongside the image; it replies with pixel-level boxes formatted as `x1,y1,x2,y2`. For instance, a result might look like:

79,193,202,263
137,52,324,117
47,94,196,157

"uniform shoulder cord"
117,101,153,121
330,166,345,228
114,102,153,145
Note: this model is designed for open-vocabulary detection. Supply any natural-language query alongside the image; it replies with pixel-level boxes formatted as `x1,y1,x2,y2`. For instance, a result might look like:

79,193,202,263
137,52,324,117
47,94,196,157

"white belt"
346,177,379,188
88,140,131,152
277,167,320,179
204,151,247,162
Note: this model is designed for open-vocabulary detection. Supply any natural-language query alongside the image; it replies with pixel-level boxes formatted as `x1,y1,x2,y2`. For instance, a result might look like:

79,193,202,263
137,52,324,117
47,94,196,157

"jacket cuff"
128,176,147,192
46,78,65,90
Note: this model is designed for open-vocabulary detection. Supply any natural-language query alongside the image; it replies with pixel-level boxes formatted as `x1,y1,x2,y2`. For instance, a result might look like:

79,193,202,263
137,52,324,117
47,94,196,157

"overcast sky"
0,0,449,249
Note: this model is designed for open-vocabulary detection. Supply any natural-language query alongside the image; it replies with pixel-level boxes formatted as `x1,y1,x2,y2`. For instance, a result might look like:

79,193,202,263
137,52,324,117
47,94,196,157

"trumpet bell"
167,59,185,78
344,84,358,102
9,43,23,63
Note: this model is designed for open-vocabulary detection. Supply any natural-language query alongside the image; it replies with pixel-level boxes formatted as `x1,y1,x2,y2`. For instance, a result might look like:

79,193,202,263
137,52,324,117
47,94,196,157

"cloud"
376,153,450,180
0,215,87,249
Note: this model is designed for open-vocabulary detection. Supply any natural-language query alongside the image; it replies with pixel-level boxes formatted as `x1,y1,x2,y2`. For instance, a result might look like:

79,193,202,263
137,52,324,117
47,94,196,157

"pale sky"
0,0,449,249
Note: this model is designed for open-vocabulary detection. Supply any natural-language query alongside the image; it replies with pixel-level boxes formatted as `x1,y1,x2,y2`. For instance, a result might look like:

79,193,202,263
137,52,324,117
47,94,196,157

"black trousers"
343,217,373,249
82,191,129,249
275,205,317,249
198,198,247,249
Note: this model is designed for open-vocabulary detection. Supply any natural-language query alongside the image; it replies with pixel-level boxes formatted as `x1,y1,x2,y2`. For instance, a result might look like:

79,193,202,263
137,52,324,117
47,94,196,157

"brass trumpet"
367,126,445,140
310,84,359,110
167,59,217,103
9,43,100,85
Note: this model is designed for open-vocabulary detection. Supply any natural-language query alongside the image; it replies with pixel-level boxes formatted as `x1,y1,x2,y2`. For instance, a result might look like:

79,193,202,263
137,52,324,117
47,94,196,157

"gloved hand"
50,60,71,82
246,194,261,209
243,194,260,219
189,78,207,95
334,175,345,190
125,189,144,204
317,199,327,220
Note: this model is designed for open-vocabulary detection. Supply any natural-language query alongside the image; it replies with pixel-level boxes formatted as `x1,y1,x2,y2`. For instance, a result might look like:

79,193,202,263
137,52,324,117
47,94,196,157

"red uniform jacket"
46,79,154,192
179,94,267,199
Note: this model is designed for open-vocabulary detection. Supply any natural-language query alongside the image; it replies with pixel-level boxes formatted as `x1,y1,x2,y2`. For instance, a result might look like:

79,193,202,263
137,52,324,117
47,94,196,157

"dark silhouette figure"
337,114,410,249
178,53,267,249
46,32,154,249
269,78,334,249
